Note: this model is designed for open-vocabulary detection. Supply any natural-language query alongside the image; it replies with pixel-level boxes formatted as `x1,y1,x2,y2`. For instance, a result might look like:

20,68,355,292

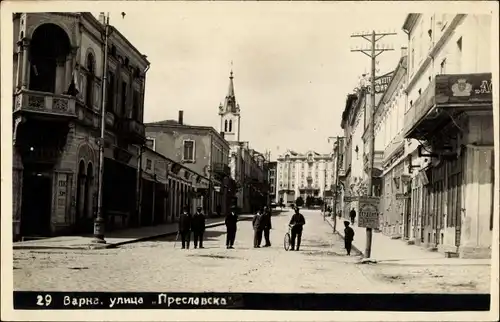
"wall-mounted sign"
366,72,393,94
435,73,493,105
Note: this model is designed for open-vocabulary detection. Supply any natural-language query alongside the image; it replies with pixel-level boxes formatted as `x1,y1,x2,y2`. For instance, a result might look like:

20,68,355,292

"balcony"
213,162,231,177
13,90,78,120
404,73,493,140
119,118,146,144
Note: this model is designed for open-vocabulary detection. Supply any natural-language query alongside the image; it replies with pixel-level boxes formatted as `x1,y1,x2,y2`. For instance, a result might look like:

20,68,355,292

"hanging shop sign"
435,73,493,105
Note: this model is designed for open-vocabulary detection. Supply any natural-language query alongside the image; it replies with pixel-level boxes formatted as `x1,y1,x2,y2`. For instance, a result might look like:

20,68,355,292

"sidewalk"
13,214,254,250
324,215,488,264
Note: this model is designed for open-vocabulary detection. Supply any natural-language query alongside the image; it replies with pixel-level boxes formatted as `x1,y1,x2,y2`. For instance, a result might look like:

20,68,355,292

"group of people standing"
177,205,240,249
178,206,207,249
252,206,273,248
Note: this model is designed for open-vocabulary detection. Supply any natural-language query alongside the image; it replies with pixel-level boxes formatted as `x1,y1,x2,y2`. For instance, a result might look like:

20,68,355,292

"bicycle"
284,225,292,251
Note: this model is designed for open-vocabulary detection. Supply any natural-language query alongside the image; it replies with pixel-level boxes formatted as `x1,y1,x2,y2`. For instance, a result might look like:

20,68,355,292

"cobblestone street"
13,210,491,293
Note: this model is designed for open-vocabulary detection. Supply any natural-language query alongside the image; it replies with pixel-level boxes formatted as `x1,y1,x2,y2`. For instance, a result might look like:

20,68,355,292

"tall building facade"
402,14,493,258
376,53,409,238
12,12,149,239
276,150,334,205
145,111,232,216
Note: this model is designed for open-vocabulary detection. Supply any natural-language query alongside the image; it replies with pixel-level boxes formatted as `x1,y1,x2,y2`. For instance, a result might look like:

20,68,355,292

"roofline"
82,12,150,66
376,55,407,111
402,14,420,33
145,122,229,148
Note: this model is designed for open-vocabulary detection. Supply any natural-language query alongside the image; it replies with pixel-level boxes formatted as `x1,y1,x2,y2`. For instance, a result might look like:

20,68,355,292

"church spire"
220,64,239,115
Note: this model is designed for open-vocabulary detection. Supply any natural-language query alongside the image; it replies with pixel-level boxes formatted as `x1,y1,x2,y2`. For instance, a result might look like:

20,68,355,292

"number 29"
36,294,52,306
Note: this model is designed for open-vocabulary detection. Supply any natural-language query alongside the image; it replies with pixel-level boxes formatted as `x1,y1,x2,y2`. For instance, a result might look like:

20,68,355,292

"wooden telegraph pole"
350,30,396,258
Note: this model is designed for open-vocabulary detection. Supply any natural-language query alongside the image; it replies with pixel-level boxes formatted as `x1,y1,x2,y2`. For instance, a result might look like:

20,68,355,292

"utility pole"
93,12,111,244
351,30,396,258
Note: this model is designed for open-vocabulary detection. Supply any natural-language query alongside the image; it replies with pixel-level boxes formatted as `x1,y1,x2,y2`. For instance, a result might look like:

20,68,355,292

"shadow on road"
154,230,227,242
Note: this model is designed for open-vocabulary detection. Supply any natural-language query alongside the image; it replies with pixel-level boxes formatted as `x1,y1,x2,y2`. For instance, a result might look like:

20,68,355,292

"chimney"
98,12,106,25
401,46,408,58
178,110,184,125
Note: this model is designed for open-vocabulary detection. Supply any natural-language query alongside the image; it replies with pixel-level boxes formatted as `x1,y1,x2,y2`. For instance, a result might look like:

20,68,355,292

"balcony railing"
13,90,78,118
213,162,231,176
120,118,146,142
403,78,436,138
404,73,493,139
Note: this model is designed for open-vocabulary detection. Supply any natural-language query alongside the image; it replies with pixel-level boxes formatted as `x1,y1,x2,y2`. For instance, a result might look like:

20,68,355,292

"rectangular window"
440,58,446,75
107,71,115,113
146,159,152,170
133,89,140,120
145,138,155,151
183,140,195,162
121,81,127,117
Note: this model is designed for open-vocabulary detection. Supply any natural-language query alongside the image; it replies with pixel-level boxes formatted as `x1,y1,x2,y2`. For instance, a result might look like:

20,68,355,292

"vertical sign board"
56,173,68,223
358,196,380,229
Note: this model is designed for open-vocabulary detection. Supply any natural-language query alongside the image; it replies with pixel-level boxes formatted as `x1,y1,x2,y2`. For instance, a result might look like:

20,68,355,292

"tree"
295,196,304,207
305,196,313,208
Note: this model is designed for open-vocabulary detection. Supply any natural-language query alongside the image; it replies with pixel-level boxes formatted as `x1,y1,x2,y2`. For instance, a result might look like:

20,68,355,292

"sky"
94,3,408,161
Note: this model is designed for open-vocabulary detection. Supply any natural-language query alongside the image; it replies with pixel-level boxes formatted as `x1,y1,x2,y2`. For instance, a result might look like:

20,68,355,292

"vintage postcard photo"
1,0,498,321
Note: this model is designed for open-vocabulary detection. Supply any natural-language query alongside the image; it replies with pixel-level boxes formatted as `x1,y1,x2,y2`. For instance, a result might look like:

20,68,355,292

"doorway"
20,170,52,237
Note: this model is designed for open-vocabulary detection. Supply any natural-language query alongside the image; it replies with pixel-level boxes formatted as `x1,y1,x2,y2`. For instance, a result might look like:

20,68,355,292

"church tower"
218,69,241,142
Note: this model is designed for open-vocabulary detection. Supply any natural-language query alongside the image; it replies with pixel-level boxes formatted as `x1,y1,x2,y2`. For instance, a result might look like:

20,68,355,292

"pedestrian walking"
252,209,264,248
261,206,272,247
349,208,356,224
344,220,355,256
225,205,238,249
192,206,206,249
178,206,192,249
288,207,306,251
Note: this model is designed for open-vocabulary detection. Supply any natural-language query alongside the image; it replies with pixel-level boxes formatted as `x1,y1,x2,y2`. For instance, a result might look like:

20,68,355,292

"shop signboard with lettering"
435,73,493,105
358,196,380,229
56,173,68,223
366,72,393,94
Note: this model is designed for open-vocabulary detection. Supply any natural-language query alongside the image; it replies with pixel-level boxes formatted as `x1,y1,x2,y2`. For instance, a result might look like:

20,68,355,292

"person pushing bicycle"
288,207,306,251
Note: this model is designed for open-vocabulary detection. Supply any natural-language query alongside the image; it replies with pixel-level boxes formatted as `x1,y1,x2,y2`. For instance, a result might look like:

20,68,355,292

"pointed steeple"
221,67,239,115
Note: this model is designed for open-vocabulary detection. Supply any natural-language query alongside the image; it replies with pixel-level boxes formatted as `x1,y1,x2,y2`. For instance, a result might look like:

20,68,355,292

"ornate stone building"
276,150,334,205
12,12,149,239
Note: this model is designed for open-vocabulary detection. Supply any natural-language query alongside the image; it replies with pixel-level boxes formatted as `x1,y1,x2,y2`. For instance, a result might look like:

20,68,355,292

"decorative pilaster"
21,38,30,90
15,41,23,90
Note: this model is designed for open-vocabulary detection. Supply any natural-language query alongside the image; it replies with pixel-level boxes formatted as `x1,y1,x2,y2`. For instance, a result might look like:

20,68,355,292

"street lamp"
93,13,111,244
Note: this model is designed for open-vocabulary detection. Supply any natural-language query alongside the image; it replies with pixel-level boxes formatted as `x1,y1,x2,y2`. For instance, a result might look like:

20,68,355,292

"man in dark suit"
192,206,206,249
178,206,192,249
225,205,238,249
261,206,272,247
252,209,264,248
288,207,306,251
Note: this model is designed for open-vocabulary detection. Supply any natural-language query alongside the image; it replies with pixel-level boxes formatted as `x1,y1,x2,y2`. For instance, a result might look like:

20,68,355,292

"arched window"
224,120,228,132
85,52,95,108
229,120,232,132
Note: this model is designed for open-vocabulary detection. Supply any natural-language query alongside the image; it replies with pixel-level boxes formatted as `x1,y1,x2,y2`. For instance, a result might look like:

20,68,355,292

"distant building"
276,150,334,205
266,161,277,203
12,12,149,239
145,111,231,216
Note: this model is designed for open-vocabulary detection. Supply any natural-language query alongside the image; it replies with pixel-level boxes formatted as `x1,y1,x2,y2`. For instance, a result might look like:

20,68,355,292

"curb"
323,216,364,257
14,217,252,251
